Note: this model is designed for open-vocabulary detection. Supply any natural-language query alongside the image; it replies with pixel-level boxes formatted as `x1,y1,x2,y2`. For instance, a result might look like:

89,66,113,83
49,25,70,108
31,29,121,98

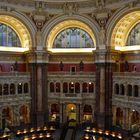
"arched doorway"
116,107,123,127
2,107,12,129
131,110,139,133
66,104,76,121
19,105,29,124
83,105,93,122
50,104,60,122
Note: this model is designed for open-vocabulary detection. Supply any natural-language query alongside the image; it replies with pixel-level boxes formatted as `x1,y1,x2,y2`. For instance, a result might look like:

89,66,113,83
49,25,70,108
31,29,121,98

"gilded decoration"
0,15,31,51
47,20,96,53
111,11,140,49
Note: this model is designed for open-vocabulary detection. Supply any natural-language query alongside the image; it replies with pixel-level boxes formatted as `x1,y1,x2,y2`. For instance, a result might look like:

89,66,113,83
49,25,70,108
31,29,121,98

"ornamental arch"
42,15,100,52
106,7,140,50
0,11,36,50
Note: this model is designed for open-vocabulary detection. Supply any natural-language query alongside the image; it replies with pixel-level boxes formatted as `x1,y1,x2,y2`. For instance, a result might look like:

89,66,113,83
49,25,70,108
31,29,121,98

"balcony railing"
48,92,95,99
113,72,140,77
0,94,31,102
0,72,30,76
48,72,95,75
112,94,140,107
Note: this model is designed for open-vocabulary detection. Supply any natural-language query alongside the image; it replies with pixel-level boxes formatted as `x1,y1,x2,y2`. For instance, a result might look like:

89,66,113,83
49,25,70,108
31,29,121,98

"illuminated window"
126,23,140,46
18,83,22,94
0,23,21,47
53,27,94,48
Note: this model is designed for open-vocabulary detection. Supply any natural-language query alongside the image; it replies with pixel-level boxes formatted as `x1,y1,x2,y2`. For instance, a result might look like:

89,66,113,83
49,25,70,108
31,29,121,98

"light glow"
115,45,140,51
48,48,96,53
0,46,29,52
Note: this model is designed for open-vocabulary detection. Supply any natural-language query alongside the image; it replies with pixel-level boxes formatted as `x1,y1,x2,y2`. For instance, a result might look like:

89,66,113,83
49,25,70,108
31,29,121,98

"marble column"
100,67,105,113
94,50,113,129
37,66,42,112
29,62,37,126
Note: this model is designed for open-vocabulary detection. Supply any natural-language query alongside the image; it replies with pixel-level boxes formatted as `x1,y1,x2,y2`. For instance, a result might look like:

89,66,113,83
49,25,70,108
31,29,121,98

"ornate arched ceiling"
0,15,32,52
47,20,96,53
111,11,140,51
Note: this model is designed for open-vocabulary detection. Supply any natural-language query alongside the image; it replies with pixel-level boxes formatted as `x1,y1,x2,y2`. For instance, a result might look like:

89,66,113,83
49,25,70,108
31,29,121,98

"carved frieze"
49,54,94,62
62,2,78,16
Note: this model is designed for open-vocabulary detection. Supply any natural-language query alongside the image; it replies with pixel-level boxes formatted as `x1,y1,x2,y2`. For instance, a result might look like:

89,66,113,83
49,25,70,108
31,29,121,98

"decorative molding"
63,2,78,16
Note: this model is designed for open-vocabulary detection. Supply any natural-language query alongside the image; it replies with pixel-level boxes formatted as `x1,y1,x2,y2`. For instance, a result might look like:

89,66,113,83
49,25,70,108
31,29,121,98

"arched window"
56,82,60,93
120,84,124,95
50,82,54,93
3,84,9,95
89,82,94,93
24,83,29,93
10,83,15,94
53,27,94,48
134,85,138,97
126,23,140,46
82,83,87,93
18,83,22,94
69,82,74,93
115,84,119,95
75,82,80,93
63,82,68,93
0,23,21,47
127,84,132,96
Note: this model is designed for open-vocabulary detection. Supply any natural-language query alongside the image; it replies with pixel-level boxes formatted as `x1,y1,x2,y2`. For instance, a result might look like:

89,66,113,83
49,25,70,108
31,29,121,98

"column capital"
95,49,120,64
26,50,49,64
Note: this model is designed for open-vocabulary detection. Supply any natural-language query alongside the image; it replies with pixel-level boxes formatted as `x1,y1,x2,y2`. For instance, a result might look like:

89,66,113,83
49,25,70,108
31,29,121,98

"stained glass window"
126,23,140,46
0,23,21,47
53,27,94,48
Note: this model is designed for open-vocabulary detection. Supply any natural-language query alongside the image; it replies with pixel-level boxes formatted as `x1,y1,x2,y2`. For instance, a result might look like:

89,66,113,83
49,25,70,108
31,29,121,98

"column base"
36,111,45,126
31,111,46,127
95,112,112,129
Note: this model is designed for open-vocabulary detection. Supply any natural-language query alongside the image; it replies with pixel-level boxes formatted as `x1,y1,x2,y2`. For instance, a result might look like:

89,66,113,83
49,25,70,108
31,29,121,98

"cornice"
0,0,138,15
